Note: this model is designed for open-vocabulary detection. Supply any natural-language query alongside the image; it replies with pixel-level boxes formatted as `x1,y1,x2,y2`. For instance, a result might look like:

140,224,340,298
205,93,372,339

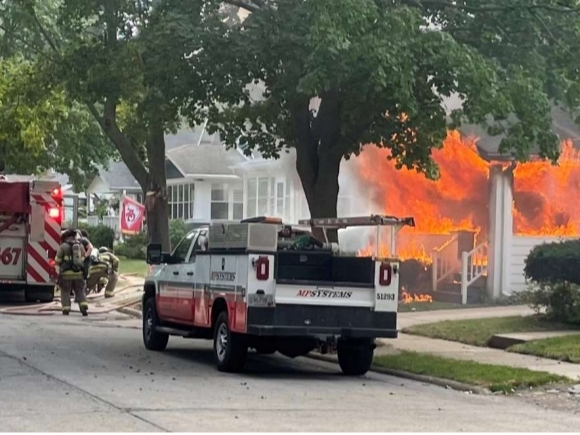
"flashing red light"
48,208,60,219
51,188,62,197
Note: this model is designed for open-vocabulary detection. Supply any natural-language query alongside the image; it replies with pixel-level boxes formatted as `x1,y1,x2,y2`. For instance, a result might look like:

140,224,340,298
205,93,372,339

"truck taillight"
255,256,270,281
379,262,392,286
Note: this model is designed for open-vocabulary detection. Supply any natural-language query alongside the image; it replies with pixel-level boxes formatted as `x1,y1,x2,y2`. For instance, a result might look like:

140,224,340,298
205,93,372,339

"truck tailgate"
274,283,374,308
0,235,25,280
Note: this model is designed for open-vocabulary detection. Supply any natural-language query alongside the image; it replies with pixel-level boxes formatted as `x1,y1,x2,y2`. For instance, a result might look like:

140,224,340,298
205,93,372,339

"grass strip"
509,335,580,364
404,315,577,347
119,258,148,278
373,350,568,393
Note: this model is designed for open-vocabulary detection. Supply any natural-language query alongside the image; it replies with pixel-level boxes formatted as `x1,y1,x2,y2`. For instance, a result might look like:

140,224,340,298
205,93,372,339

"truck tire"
25,286,55,303
213,311,248,372
337,338,374,376
143,298,169,351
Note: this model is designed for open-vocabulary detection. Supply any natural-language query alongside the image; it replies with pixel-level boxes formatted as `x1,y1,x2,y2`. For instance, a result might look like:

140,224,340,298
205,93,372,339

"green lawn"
373,351,568,393
119,258,148,278
404,315,577,347
510,335,580,364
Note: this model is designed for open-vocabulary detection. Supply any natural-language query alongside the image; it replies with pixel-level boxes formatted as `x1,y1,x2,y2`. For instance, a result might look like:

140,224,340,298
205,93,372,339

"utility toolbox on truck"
142,215,414,375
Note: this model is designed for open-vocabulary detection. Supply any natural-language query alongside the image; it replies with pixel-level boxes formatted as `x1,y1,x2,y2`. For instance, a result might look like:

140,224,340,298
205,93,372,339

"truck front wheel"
213,311,248,372
143,298,169,351
337,338,374,376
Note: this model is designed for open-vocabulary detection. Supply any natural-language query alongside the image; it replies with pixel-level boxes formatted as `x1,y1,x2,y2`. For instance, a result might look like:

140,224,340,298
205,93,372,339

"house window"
233,188,243,220
275,181,285,217
247,179,257,219
257,177,269,216
168,183,194,220
211,184,230,220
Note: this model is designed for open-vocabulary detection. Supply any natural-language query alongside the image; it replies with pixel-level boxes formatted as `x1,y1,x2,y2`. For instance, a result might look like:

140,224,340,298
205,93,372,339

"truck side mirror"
146,243,163,264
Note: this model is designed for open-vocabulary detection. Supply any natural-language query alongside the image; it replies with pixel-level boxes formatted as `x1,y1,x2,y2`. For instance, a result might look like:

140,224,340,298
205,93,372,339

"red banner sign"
119,196,145,235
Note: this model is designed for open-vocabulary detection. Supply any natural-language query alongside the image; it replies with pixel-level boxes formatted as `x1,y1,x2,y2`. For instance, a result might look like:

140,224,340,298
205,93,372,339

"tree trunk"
144,121,171,251
297,152,342,243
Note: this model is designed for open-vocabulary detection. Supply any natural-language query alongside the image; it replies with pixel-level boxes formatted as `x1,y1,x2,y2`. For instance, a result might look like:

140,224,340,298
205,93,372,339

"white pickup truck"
142,215,414,375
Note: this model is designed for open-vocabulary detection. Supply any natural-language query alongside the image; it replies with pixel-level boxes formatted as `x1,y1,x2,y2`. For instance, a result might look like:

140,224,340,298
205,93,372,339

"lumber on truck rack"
298,214,416,258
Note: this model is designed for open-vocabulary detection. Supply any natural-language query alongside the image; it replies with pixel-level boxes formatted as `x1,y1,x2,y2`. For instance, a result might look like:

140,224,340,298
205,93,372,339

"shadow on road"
164,347,342,380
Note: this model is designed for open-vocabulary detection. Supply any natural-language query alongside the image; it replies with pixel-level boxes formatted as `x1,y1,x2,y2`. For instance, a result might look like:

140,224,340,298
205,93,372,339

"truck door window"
172,231,196,262
186,230,207,263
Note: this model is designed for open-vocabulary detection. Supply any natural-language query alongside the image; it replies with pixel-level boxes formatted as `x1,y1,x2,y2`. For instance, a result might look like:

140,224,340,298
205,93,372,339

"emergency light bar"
298,215,415,229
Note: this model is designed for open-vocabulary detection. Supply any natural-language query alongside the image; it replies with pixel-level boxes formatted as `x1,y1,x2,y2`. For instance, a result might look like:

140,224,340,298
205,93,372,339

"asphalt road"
1,312,580,432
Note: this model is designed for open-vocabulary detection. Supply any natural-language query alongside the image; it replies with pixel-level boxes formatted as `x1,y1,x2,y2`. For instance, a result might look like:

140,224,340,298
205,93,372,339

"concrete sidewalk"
378,305,580,380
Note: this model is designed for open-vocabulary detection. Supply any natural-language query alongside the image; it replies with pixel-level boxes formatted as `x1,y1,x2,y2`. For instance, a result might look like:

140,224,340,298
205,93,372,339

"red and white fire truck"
0,178,65,302
143,215,414,375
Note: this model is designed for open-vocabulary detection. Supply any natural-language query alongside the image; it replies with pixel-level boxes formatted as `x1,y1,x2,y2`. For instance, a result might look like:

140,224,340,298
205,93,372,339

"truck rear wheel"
143,298,169,351
337,338,374,376
213,311,247,372
24,286,54,303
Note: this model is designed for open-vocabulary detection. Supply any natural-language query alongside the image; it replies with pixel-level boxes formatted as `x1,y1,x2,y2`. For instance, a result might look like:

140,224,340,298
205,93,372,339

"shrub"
114,232,148,260
113,219,187,259
524,239,580,285
170,219,188,251
519,282,580,325
522,239,580,325
77,223,115,249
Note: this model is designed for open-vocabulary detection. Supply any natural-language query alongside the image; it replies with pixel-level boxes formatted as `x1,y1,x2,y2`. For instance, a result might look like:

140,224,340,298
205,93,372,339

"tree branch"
0,23,52,59
222,0,263,13
86,101,149,189
24,4,60,53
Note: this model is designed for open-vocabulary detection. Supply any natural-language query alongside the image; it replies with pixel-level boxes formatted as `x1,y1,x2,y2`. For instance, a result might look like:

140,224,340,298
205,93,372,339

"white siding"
509,236,578,293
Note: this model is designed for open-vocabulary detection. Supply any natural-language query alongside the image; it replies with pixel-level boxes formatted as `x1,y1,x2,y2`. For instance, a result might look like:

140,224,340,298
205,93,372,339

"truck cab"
142,215,414,375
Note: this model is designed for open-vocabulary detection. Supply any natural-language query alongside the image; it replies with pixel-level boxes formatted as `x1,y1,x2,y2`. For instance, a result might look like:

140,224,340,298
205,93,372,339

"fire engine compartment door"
0,234,26,280
29,203,45,242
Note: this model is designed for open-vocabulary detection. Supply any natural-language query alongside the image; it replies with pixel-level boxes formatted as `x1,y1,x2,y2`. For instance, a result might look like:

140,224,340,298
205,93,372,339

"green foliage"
115,232,149,260
207,0,577,170
116,220,189,258
524,239,580,285
76,222,115,250
169,219,188,250
0,1,113,189
520,282,580,325
519,240,580,324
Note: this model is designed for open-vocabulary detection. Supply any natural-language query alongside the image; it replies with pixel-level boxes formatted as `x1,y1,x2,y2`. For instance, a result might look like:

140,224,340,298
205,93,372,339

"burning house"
350,105,580,305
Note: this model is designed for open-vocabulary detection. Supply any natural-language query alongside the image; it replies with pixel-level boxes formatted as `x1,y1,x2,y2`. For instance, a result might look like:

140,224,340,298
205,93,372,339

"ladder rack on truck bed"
299,215,415,257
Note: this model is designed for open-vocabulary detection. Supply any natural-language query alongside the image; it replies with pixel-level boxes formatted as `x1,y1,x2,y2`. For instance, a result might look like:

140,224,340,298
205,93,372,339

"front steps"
432,274,487,305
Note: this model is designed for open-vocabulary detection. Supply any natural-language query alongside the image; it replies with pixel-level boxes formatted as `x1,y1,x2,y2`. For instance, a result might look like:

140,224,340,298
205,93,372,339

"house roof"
166,143,247,177
93,126,249,191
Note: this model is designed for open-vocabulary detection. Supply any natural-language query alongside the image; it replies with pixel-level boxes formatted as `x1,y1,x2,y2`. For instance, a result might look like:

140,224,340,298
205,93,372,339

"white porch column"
487,164,514,298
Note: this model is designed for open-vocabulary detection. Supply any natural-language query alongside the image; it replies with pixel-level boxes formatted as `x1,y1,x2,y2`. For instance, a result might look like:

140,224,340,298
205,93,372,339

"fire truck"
143,214,414,375
0,178,65,302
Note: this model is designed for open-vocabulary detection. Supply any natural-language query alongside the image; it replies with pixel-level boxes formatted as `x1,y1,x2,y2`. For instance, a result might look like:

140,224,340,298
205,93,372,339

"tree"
203,0,580,241
9,0,229,249
0,0,114,190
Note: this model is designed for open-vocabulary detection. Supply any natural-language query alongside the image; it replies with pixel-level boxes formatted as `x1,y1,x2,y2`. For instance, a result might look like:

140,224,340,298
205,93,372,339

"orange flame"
401,289,433,304
353,131,579,301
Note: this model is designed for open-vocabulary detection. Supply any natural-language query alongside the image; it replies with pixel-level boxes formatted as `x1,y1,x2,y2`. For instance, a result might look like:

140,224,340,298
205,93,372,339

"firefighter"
55,229,89,316
97,247,120,298
86,250,108,295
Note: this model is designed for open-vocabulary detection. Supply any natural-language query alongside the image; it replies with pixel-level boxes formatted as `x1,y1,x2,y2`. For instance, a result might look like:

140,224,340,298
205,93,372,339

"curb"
306,353,490,395
117,306,142,319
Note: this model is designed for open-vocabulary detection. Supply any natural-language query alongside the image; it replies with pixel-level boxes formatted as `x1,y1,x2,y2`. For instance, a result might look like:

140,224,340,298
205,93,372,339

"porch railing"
460,242,488,305
431,234,459,292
